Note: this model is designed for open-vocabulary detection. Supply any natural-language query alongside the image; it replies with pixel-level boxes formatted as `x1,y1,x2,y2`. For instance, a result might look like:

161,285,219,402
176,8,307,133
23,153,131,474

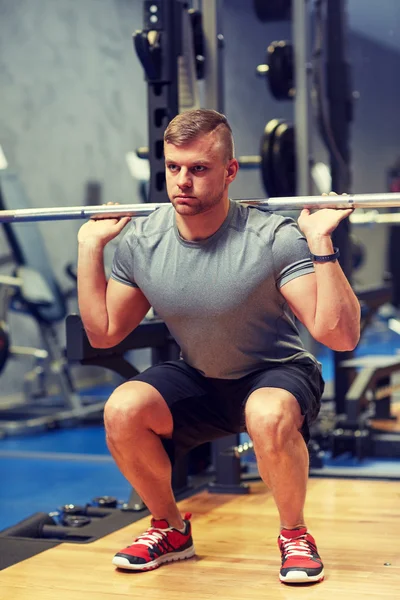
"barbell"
1,194,400,223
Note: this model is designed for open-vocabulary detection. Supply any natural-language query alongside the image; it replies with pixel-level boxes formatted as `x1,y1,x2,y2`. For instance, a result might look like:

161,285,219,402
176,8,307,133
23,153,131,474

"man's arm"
77,216,151,349
280,208,361,352
280,269,360,351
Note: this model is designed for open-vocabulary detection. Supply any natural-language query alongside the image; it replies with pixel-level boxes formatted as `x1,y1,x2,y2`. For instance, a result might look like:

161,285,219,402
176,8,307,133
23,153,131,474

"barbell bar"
0,194,400,223
350,210,400,225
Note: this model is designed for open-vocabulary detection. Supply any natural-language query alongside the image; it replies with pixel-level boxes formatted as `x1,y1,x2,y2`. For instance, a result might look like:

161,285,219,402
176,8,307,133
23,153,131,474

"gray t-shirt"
111,199,318,379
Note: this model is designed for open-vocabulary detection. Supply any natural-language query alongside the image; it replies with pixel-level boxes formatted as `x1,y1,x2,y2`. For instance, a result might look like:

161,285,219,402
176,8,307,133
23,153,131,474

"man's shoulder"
134,203,174,238
233,202,295,238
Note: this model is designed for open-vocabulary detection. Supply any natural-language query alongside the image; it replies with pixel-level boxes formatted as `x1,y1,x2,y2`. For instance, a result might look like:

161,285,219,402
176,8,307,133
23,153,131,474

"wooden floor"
1,478,400,599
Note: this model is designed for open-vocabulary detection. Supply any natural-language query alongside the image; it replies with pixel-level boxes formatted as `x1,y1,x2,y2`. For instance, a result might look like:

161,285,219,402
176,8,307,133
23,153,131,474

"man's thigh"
241,361,325,443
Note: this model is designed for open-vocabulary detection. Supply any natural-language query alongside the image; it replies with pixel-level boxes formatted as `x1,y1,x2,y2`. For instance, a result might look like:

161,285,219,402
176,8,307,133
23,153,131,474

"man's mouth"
174,196,197,203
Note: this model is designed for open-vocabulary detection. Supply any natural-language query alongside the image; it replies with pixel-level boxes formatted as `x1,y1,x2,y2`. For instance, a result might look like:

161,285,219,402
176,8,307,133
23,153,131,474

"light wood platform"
1,478,400,599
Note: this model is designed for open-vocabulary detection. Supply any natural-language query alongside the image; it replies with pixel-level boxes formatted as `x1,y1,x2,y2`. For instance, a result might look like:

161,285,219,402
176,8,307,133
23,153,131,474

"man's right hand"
77,203,131,247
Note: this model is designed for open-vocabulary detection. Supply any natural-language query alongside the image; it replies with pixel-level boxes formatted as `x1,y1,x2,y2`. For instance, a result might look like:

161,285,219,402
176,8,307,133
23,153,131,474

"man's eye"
168,164,179,171
193,166,206,173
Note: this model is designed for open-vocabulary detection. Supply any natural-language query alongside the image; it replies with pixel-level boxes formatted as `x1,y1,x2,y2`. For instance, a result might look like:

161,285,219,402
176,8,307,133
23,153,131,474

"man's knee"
104,381,173,439
245,388,304,452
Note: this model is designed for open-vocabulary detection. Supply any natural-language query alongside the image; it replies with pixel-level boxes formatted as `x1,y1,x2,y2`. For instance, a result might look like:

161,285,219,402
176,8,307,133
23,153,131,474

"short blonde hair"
164,109,234,161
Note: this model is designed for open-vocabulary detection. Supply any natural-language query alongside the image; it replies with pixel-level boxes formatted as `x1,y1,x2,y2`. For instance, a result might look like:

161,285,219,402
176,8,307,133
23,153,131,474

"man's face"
164,132,237,216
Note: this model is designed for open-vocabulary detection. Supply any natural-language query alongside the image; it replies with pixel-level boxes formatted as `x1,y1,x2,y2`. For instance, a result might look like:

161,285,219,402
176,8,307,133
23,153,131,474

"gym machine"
133,0,207,205
0,170,108,438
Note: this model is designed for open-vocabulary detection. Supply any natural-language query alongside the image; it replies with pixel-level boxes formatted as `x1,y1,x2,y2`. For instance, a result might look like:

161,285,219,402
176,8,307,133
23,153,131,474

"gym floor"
0,311,400,534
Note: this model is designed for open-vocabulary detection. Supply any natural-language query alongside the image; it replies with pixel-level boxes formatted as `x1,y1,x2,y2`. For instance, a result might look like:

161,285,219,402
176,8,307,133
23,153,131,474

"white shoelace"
281,536,313,558
131,527,172,549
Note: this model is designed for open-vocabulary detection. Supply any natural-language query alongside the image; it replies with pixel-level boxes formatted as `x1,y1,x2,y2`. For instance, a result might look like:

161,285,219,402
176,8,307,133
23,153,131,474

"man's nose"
177,168,192,187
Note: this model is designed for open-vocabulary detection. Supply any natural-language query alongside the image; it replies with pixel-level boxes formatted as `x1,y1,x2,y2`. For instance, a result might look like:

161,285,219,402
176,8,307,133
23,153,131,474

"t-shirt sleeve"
110,226,139,288
272,217,314,288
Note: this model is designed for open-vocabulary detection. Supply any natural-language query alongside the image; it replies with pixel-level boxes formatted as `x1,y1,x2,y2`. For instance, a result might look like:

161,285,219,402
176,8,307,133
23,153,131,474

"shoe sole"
112,545,196,571
280,569,324,584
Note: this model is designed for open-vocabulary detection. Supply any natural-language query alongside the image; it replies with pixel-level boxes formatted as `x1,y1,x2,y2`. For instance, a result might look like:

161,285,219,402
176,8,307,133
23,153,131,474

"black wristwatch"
310,247,340,263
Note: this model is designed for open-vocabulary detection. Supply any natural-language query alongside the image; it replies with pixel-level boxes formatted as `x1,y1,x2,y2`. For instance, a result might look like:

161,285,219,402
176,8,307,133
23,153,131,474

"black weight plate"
260,118,285,198
271,121,296,197
267,41,294,100
253,0,292,22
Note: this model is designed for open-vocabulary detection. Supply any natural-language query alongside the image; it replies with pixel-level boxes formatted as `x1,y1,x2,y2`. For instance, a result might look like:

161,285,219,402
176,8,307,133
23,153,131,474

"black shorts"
131,359,324,464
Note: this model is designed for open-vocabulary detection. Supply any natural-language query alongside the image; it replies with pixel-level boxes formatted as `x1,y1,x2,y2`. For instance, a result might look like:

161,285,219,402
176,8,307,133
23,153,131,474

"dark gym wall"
0,0,147,277
0,0,148,394
343,31,400,287
0,0,399,395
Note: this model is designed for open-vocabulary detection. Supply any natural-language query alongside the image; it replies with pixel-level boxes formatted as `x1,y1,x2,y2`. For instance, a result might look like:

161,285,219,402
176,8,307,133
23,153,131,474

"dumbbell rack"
0,499,137,545
0,497,150,572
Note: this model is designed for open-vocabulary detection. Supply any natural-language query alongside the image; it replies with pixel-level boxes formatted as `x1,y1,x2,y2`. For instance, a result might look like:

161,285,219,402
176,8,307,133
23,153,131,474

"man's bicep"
106,278,151,343
280,273,317,333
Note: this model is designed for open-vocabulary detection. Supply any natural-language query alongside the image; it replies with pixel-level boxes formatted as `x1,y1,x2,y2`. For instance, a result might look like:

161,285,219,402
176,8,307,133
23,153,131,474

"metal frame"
202,0,224,112
325,0,354,414
134,0,183,205
292,0,312,197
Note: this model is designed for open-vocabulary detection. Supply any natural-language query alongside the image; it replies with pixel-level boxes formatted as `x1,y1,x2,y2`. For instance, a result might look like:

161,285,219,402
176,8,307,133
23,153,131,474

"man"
77,109,360,584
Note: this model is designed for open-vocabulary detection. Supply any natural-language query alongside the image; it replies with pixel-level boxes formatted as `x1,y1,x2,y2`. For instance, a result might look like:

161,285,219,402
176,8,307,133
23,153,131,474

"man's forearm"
77,241,109,339
308,235,361,351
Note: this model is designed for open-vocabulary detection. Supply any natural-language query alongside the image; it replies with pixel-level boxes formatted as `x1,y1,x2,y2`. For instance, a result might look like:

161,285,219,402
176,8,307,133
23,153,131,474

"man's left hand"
297,192,353,239
298,206,353,239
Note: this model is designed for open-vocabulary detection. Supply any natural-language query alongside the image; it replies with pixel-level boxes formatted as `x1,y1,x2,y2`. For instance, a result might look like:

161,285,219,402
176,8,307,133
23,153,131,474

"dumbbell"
59,504,91,527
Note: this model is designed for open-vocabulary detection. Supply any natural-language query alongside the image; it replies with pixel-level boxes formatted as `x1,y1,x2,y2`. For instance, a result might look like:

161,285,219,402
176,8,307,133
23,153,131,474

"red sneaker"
278,527,324,584
112,512,195,571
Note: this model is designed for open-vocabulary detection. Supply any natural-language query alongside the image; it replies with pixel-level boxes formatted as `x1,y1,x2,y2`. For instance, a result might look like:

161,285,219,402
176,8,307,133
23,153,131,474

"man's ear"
226,158,239,183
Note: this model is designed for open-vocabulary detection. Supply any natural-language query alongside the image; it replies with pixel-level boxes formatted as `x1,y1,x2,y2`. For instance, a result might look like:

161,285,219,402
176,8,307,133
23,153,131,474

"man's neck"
175,197,231,241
